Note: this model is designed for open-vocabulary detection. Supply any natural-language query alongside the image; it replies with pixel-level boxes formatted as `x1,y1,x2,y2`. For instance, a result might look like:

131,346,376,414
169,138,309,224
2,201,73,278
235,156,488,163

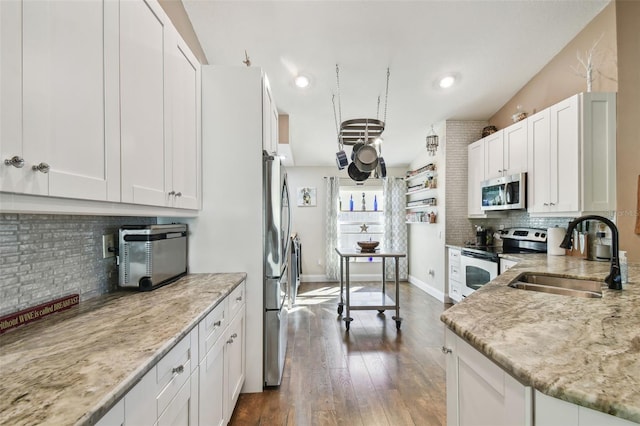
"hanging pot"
347,162,370,182
354,145,378,172
335,150,348,170
377,156,387,178
350,142,365,161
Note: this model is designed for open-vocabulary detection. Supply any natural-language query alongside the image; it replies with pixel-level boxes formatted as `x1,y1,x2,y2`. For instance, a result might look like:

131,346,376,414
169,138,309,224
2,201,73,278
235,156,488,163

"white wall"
407,123,447,300
286,165,405,282
407,121,488,302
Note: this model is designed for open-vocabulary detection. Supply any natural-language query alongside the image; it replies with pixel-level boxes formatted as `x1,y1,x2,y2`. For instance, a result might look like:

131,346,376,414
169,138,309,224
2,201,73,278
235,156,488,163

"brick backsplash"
445,120,488,246
0,214,155,316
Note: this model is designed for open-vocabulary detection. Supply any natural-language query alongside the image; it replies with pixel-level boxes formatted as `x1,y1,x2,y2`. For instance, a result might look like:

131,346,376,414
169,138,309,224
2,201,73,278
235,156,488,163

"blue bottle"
349,195,354,211
374,195,378,211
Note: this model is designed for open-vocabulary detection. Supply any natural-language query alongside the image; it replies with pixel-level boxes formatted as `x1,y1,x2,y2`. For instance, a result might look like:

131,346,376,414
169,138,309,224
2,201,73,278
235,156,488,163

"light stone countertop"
440,254,640,423
0,273,246,426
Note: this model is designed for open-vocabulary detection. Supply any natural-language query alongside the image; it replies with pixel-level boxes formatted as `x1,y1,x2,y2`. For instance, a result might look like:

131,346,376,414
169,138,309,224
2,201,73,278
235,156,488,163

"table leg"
392,256,402,330
344,256,353,330
338,255,344,315
382,257,386,296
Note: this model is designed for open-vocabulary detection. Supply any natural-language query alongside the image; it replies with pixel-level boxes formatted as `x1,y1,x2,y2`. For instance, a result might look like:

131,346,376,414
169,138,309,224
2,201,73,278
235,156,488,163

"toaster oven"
118,224,188,290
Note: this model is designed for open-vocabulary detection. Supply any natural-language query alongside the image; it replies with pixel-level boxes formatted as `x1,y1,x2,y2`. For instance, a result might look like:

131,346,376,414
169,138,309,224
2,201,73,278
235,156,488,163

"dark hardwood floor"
230,281,450,426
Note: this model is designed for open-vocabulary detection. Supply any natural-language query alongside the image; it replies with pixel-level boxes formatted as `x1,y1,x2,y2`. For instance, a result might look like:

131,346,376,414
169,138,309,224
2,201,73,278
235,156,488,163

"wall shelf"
406,187,436,197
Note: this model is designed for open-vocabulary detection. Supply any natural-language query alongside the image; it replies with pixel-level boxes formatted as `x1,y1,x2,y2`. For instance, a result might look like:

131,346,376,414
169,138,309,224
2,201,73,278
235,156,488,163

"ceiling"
184,0,609,168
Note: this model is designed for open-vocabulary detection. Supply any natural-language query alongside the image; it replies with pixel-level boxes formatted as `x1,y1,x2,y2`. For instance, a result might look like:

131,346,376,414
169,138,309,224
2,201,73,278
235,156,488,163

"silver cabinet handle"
32,162,50,173
236,296,243,302
543,203,549,206
213,320,222,327
441,346,452,354
172,365,185,374
168,190,175,196
227,338,234,344
231,333,238,339
4,156,25,168
549,202,555,206
175,192,182,197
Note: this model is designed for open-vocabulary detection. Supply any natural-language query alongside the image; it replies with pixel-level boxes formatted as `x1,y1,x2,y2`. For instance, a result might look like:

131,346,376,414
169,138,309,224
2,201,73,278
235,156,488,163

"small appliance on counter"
118,224,188,290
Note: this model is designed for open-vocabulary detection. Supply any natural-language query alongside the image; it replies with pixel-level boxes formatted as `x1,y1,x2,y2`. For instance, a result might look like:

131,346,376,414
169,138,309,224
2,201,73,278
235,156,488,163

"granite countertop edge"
0,272,247,426
440,254,640,424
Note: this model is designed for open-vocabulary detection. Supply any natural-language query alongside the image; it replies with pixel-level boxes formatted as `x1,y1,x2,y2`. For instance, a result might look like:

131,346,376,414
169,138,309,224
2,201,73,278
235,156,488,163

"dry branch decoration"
571,33,617,92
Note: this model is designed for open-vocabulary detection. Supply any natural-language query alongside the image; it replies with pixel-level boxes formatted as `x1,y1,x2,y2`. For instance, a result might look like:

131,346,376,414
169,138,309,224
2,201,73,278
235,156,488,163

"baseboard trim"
408,275,447,302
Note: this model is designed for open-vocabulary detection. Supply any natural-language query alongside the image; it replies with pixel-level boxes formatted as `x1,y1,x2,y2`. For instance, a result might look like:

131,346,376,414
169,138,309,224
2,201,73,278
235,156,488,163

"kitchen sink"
508,273,603,298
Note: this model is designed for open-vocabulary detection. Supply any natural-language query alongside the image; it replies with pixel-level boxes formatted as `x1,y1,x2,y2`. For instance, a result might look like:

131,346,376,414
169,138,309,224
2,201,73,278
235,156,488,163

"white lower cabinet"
199,282,246,426
499,258,518,275
444,327,532,426
535,390,637,426
96,282,246,426
447,248,463,303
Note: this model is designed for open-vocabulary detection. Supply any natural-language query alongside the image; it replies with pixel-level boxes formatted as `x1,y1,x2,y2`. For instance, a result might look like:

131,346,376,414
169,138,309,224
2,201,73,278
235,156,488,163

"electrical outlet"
102,234,115,259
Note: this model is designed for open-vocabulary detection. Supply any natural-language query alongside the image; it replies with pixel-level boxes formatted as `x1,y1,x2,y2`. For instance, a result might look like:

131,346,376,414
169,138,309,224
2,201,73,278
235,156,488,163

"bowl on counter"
357,241,379,253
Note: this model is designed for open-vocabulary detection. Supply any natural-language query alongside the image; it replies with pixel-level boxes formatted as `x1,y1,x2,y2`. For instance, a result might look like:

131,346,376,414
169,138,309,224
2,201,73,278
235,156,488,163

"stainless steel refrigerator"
263,150,290,387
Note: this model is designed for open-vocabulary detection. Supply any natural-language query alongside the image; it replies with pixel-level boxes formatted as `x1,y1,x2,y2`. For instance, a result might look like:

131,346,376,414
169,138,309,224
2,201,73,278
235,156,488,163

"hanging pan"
347,162,370,182
377,156,387,178
354,145,378,172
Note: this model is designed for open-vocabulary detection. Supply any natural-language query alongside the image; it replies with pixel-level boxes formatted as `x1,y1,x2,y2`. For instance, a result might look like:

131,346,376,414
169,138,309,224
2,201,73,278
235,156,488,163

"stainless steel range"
460,228,547,297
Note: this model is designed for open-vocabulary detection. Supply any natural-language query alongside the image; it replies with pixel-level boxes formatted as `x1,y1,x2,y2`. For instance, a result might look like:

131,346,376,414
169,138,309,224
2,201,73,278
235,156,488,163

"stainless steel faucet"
559,215,622,290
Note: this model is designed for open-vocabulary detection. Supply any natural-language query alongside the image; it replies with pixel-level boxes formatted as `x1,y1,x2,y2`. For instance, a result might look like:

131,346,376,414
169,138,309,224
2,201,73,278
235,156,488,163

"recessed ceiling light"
439,75,456,89
295,75,310,88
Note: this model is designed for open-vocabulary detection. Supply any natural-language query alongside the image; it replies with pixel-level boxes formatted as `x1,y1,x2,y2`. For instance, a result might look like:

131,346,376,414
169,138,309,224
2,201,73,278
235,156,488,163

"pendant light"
426,125,439,156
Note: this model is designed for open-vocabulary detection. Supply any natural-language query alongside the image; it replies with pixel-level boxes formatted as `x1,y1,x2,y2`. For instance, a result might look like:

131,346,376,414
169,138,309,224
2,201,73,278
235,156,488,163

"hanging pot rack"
332,65,390,179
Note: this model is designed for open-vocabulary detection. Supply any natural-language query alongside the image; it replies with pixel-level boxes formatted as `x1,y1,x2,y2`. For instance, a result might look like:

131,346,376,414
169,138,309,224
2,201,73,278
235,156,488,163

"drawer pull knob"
168,190,175,196
227,338,234,344
236,296,243,301
32,162,50,173
231,333,238,339
441,346,452,354
214,320,221,327
4,156,25,168
175,192,182,197
172,365,185,374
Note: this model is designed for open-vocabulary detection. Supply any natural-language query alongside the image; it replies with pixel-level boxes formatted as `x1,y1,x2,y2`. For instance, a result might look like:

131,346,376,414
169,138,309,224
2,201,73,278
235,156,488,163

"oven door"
460,251,498,297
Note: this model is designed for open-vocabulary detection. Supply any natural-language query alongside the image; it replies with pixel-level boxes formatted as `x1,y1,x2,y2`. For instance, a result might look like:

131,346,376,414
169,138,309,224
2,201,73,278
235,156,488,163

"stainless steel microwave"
481,172,526,211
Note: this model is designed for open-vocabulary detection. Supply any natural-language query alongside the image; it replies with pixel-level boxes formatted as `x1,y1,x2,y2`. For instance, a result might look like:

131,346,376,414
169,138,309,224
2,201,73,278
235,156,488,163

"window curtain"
325,177,340,281
383,177,408,280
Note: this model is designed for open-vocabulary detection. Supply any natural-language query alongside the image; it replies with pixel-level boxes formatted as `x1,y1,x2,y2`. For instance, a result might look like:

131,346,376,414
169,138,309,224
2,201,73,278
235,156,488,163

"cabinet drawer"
156,329,195,415
228,281,245,320
450,265,461,282
199,300,227,363
449,249,461,266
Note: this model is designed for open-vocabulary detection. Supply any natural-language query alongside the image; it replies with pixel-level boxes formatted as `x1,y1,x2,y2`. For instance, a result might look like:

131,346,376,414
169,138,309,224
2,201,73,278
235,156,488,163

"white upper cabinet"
484,120,527,181
167,30,202,210
1,0,120,201
120,0,201,210
528,92,616,216
120,0,169,207
468,139,486,217
262,76,278,154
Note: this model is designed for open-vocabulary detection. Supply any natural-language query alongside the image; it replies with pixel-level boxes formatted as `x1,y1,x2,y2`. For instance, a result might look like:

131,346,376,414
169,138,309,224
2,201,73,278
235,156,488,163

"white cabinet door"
499,258,518,275
527,108,552,213
199,330,226,426
445,327,532,426
484,131,504,180
503,120,527,175
448,248,463,303
124,367,158,426
468,140,485,217
95,398,124,426
262,76,278,154
226,304,246,420
120,0,169,207
550,95,580,213
1,0,119,201
157,372,198,426
167,30,201,210
0,0,25,194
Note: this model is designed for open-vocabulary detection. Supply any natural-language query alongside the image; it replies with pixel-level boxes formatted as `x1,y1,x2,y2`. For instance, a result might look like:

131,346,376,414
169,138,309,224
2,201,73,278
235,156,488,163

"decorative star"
360,223,369,233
